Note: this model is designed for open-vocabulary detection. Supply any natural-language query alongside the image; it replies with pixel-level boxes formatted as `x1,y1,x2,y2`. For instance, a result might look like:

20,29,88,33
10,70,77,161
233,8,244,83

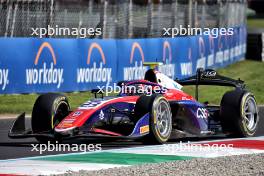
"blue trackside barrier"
0,26,246,94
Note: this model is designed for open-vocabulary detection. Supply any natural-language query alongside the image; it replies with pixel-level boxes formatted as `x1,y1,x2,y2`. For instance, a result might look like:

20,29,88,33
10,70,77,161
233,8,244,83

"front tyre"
135,94,172,144
31,93,70,142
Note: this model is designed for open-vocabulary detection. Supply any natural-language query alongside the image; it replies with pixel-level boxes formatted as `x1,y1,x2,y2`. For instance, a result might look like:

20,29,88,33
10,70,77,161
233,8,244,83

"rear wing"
176,68,246,100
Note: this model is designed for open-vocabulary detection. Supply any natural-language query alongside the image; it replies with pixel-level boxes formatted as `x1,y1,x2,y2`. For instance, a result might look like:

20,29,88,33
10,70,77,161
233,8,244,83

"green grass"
0,92,94,114
247,19,264,28
0,60,263,114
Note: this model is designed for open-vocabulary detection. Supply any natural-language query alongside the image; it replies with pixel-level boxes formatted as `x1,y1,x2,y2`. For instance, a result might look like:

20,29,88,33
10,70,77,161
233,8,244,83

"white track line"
0,160,127,175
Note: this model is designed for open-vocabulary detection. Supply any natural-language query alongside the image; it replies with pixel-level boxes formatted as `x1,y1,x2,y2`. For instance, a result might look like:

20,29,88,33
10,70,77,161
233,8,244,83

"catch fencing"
0,0,247,38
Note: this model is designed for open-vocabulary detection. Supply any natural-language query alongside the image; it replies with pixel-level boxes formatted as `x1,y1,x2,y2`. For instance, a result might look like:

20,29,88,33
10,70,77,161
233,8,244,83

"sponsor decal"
129,42,144,64
182,97,192,100
62,119,76,123
197,37,206,69
223,34,230,62
58,116,78,127
230,32,235,61
215,35,224,64
235,29,242,57
26,42,64,89
72,111,82,117
77,42,112,84
230,29,243,60
124,42,147,80
80,100,104,109
207,35,215,67
158,41,175,78
78,98,120,110
242,27,247,54
0,68,9,90
197,107,209,119
180,48,193,76
99,110,104,120
60,123,73,128
140,125,149,134
202,70,217,78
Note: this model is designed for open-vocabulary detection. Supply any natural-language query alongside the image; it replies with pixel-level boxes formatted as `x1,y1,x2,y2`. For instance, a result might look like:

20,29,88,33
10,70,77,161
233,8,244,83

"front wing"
8,113,150,140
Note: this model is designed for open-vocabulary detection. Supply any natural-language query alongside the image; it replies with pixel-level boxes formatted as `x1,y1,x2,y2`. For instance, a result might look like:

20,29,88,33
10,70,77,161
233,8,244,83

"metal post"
78,11,83,38
48,0,54,38
124,0,130,38
188,0,192,27
50,0,54,27
174,0,178,27
4,0,11,37
10,3,18,37
89,0,93,14
147,0,152,38
128,0,133,38
217,0,221,28
201,0,205,28
171,0,175,29
103,0,108,38
194,0,197,27
158,0,162,36
63,9,67,27
113,0,118,38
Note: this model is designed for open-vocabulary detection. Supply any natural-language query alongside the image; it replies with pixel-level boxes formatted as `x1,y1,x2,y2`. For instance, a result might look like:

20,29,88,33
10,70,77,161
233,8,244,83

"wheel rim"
53,102,69,128
155,100,171,138
243,96,258,131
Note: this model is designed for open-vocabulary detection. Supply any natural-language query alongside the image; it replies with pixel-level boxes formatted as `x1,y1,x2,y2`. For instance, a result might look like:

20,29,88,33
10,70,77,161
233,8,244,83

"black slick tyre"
220,89,259,137
31,93,70,143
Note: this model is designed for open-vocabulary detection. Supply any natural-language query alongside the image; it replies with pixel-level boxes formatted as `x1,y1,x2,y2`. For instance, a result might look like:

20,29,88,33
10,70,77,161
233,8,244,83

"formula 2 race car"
9,63,260,144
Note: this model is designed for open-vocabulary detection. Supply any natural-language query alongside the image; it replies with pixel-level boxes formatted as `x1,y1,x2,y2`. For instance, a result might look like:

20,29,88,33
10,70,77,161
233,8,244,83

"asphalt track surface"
0,107,263,160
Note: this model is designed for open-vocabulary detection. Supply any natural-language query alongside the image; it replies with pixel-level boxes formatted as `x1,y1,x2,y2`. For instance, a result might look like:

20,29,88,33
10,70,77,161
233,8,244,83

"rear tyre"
135,94,172,144
32,93,70,143
220,89,259,137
